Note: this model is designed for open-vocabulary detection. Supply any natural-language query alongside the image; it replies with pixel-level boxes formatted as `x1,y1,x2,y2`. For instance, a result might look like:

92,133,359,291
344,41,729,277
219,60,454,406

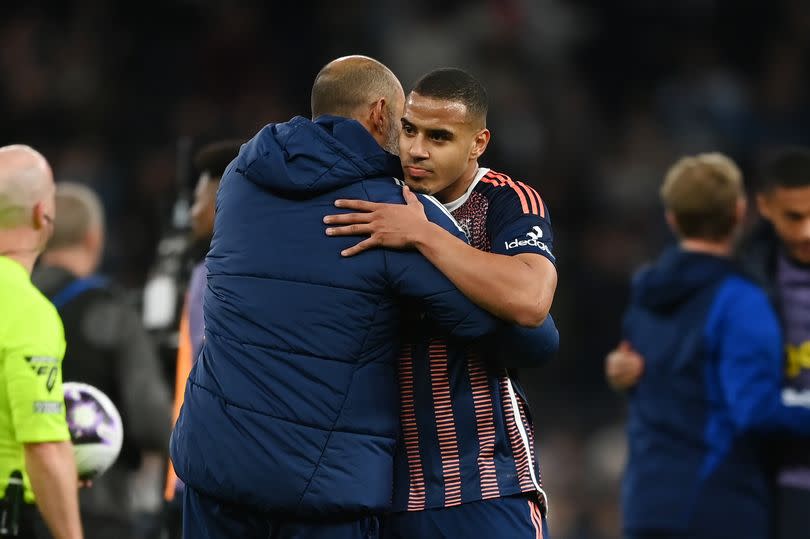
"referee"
0,145,83,539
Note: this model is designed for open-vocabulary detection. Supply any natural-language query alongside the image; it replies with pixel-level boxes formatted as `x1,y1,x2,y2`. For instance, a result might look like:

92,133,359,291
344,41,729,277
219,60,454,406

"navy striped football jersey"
393,168,555,513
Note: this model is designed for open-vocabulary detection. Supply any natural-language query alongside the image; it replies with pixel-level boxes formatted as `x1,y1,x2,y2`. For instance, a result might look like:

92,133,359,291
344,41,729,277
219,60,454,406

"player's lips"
404,166,431,178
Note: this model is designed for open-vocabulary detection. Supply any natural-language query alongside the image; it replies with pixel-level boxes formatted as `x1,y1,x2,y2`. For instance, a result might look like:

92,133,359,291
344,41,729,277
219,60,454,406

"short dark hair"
759,147,810,193
411,68,488,127
193,140,242,180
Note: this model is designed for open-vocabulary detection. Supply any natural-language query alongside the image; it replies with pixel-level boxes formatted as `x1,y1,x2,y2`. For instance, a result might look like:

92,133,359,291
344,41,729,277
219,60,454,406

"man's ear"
470,128,490,160
84,226,103,253
369,98,386,136
32,201,49,230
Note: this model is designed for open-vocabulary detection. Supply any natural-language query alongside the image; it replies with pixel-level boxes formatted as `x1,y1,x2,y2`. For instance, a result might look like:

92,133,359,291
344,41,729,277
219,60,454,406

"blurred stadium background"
3,1,809,537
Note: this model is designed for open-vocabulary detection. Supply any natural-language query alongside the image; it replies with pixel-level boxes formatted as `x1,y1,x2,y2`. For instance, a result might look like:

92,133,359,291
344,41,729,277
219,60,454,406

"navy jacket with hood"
169,116,499,516
621,247,810,539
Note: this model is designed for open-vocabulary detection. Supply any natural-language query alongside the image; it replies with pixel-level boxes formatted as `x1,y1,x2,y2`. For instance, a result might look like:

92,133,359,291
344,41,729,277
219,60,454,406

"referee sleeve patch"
33,401,63,414
25,356,60,393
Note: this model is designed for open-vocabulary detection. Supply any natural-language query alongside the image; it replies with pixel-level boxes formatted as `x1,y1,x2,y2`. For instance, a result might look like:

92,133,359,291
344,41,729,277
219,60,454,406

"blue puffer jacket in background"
621,248,810,539
169,115,499,517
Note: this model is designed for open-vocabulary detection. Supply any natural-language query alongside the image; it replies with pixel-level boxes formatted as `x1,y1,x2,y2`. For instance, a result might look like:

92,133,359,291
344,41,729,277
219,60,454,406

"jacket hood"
235,115,402,196
631,247,738,312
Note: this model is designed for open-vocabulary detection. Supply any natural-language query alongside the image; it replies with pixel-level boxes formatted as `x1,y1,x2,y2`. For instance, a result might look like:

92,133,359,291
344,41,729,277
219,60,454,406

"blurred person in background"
754,148,810,539
606,147,810,539
170,55,501,539
0,145,83,539
607,153,810,539
185,141,242,365
34,182,172,539
163,140,241,539
324,68,557,538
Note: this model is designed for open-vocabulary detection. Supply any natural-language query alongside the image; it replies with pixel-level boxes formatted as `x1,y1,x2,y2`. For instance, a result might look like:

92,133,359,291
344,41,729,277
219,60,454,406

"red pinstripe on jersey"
466,351,501,500
429,340,463,506
398,344,426,511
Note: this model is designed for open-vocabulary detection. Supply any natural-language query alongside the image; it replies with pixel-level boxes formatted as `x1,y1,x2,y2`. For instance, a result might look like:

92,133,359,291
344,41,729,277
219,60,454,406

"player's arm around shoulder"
325,183,467,254
325,184,557,326
470,177,559,326
375,188,500,339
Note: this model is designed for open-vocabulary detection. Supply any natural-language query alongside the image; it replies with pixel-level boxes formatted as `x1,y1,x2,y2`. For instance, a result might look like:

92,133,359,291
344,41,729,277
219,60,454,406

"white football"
63,382,124,480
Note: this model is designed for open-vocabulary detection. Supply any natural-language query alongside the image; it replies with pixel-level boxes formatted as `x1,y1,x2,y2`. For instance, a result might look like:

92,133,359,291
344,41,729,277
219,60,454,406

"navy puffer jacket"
170,115,497,516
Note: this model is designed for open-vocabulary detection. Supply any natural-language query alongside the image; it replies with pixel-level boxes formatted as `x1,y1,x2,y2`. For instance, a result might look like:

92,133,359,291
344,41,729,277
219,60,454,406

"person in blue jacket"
169,56,557,539
614,153,810,539
607,147,810,539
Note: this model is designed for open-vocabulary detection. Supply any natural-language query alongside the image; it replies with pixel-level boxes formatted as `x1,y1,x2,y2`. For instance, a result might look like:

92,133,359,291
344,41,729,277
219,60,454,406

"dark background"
3,1,808,536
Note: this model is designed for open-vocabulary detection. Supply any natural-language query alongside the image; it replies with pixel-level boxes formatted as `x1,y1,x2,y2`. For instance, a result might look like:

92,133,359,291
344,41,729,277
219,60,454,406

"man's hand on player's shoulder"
324,185,433,256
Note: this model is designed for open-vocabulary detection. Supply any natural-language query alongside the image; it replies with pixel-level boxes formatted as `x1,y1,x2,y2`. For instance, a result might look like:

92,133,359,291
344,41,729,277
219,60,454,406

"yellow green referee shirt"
0,256,70,503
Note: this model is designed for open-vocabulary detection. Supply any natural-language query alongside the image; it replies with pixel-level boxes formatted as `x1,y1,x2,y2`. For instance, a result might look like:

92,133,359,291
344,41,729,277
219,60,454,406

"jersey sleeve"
4,300,70,443
483,314,559,368
484,177,555,264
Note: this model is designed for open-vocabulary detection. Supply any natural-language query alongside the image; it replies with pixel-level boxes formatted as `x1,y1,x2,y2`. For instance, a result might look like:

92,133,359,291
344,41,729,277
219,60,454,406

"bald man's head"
0,145,54,229
311,55,405,154
311,56,402,119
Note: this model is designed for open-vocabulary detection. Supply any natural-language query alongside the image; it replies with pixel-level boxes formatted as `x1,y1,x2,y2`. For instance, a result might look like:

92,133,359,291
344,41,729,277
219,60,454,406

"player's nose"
408,135,429,159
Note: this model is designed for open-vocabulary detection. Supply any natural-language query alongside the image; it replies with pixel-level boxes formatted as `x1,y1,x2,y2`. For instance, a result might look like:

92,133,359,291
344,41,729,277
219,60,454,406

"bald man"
170,56,498,538
0,145,83,539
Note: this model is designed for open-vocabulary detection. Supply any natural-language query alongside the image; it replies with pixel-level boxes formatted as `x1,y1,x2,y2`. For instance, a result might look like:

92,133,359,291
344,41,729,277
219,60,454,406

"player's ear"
470,128,490,161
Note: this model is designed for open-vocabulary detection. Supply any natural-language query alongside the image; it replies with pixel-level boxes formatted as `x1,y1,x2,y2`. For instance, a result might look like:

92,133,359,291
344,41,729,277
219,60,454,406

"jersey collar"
443,167,490,212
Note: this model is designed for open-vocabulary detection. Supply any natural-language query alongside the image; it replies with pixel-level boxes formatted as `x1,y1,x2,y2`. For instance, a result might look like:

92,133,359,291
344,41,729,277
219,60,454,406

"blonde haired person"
610,152,810,539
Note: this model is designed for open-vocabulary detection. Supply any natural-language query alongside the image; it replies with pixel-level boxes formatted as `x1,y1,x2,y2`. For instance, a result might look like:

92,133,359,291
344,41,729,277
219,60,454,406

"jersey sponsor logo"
33,401,63,414
526,226,543,241
504,227,553,257
26,356,59,393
